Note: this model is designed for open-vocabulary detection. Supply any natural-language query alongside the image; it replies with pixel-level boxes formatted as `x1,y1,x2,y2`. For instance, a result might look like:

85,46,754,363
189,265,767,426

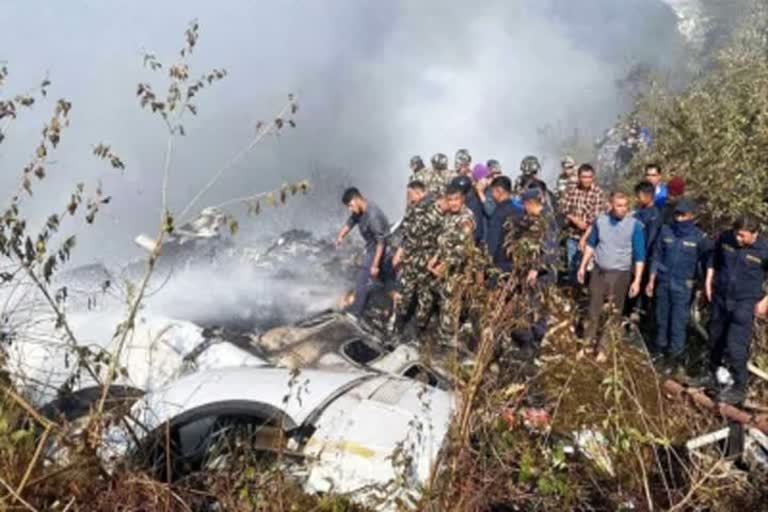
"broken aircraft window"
403,364,440,388
342,339,383,365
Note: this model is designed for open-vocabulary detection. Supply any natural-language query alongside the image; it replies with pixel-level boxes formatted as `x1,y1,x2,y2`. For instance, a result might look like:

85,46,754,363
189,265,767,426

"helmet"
520,155,541,176
561,155,576,168
451,175,473,195
486,159,501,172
410,155,424,170
431,152,449,171
455,148,472,167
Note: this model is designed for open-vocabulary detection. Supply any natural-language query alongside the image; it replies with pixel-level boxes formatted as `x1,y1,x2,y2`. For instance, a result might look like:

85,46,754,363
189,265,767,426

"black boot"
717,386,746,405
686,371,718,390
662,353,685,377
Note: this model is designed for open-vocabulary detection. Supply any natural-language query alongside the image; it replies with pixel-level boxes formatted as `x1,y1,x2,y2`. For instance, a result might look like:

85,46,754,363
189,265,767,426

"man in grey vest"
577,191,646,360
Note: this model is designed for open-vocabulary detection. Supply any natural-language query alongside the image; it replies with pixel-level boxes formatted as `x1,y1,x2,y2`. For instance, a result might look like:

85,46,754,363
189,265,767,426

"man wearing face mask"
691,214,768,404
646,199,712,374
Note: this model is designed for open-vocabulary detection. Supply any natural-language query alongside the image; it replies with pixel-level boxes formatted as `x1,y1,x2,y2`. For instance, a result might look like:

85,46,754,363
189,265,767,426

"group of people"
335,150,768,405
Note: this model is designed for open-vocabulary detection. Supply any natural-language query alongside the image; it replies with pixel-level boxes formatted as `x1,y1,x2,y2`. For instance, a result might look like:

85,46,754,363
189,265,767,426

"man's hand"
645,280,655,298
526,269,538,287
568,214,586,231
755,296,768,318
335,234,345,250
629,279,641,298
578,235,588,252
475,179,488,196
370,265,380,278
705,280,713,302
391,250,402,269
429,264,446,278
577,266,586,285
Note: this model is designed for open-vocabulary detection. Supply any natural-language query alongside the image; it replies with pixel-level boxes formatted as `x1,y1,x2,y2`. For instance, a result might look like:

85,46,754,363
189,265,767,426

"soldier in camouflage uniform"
408,155,425,177
502,188,559,357
392,181,445,333
454,149,472,177
428,183,475,345
420,153,453,196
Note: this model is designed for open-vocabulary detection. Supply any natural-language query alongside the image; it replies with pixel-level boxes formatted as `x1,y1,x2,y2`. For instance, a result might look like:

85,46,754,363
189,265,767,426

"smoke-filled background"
0,0,695,267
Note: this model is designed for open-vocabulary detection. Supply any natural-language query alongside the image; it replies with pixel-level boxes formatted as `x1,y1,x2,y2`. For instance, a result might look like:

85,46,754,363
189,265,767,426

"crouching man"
692,214,768,404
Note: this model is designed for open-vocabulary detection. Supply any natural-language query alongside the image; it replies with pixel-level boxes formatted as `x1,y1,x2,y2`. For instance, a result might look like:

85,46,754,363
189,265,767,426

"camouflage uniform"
434,206,475,344
504,209,558,281
502,209,558,355
419,167,454,197
395,200,444,328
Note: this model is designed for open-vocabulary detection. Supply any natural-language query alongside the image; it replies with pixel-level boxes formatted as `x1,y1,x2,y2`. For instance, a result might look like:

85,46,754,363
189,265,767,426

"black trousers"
708,296,755,390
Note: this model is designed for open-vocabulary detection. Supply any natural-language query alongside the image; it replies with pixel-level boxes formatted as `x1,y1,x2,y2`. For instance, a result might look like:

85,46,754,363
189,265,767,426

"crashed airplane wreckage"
1,208,459,509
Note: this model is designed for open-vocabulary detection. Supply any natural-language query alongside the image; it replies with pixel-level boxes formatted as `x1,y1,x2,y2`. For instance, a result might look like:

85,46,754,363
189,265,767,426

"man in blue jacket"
486,176,523,272
693,214,768,404
646,199,711,374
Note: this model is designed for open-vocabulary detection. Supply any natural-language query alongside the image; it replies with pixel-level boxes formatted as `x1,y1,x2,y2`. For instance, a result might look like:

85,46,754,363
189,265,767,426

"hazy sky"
0,0,687,264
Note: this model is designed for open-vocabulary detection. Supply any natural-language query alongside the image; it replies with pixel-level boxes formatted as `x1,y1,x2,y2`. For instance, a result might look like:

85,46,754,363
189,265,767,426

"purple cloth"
472,163,489,182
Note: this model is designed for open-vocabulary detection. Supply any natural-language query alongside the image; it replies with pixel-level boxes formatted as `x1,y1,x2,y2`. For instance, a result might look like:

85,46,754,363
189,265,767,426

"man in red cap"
662,176,686,225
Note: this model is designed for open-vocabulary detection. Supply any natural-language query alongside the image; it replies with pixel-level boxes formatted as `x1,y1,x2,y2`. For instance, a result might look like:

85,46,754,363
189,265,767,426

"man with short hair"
486,176,524,272
560,163,608,284
392,181,444,333
694,215,768,404
578,191,646,358
451,175,485,245
428,184,475,345
630,181,662,320
646,199,711,373
634,181,662,254
336,187,393,318
644,163,667,209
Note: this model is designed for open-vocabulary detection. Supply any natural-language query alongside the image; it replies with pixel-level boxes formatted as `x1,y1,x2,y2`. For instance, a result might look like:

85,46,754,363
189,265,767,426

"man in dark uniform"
629,180,662,322
486,175,524,272
646,199,712,373
695,214,768,404
336,187,393,318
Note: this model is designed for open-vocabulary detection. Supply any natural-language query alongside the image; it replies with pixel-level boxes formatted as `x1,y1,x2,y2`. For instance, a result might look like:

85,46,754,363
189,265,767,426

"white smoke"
0,0,689,267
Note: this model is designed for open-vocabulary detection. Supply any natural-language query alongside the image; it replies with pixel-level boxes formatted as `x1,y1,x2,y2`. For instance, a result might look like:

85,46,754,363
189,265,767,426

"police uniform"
707,229,768,394
650,218,711,356
395,199,444,329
